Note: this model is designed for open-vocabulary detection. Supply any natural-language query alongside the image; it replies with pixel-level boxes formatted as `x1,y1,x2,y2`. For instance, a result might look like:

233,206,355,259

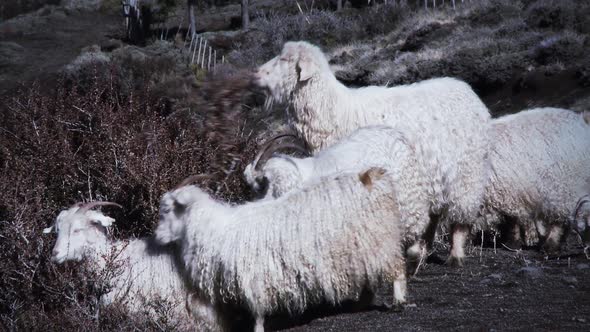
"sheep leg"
542,224,565,254
447,224,470,267
254,316,265,332
406,240,426,275
393,272,407,306
502,217,523,249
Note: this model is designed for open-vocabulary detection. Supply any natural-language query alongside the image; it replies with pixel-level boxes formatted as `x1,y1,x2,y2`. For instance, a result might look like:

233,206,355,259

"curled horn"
252,132,303,170
78,201,122,214
269,142,311,157
573,194,590,220
174,174,214,190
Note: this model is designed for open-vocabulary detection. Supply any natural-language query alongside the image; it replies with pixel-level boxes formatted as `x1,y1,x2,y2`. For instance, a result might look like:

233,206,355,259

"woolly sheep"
155,168,407,332
255,41,491,265
244,126,441,264
450,108,590,258
43,202,222,331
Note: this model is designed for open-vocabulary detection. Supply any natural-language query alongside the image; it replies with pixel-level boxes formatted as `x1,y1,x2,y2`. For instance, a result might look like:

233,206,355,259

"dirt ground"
278,238,590,332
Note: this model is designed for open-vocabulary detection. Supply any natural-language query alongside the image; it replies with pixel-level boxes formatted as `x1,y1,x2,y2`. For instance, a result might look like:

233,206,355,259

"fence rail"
121,0,226,74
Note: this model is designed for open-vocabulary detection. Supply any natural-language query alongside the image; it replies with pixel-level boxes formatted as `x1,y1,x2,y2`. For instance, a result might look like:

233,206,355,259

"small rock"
516,266,543,279
480,278,492,285
406,303,417,308
562,276,578,286
480,274,502,284
576,263,589,270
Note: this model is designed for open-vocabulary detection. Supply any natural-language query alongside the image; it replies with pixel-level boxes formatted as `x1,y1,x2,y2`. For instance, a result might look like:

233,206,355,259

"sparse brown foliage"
0,61,261,330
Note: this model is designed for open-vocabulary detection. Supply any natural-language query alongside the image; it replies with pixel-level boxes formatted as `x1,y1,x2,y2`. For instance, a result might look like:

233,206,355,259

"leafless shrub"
0,59,263,329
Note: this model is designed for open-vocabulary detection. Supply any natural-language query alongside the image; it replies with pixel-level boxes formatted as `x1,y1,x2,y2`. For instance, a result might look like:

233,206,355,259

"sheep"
244,126,441,264
450,108,590,259
255,41,491,265
155,168,407,332
43,201,222,331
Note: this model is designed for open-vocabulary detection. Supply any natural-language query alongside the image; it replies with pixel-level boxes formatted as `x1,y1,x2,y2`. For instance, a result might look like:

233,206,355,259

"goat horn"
269,142,311,157
252,132,302,170
573,194,590,220
78,201,122,214
174,174,214,190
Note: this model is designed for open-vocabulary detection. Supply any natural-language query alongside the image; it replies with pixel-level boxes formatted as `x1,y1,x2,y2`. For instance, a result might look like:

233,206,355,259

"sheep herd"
43,41,590,331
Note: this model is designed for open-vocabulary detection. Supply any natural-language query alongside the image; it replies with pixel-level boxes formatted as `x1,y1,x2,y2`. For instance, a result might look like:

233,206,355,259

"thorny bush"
0,61,262,330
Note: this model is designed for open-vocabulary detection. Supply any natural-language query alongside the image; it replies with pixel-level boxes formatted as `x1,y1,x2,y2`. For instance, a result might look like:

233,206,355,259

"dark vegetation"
1,0,590,331
0,60,261,330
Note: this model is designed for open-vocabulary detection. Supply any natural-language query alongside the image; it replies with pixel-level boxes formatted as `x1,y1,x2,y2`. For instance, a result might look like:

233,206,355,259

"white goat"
155,168,407,332
450,108,590,257
43,202,222,331
244,126,440,263
255,41,491,265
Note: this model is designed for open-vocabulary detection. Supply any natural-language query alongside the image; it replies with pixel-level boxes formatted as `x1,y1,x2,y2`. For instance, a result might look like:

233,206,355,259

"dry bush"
228,3,409,68
0,59,264,330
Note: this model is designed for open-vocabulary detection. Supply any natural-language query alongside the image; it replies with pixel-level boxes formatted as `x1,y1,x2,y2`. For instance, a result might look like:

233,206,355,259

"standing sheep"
43,202,223,331
155,168,407,332
244,125,439,265
450,108,590,259
254,41,491,265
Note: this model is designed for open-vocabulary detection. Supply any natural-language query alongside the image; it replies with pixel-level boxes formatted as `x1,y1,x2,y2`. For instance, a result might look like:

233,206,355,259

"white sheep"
244,126,441,265
450,108,590,258
155,168,407,332
255,41,491,265
43,202,222,331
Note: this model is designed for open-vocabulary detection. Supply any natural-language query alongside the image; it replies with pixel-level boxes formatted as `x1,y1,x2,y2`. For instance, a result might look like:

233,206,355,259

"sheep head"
156,182,212,245
255,41,328,103
43,202,121,264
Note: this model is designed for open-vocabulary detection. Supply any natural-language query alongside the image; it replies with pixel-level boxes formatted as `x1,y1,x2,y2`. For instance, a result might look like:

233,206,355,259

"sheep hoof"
445,255,464,267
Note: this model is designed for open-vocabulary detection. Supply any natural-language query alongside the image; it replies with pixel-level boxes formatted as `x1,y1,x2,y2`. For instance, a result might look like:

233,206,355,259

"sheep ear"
296,53,317,82
359,167,387,192
43,225,54,234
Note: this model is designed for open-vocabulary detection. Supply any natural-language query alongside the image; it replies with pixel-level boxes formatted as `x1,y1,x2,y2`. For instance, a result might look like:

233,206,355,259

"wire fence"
121,0,226,74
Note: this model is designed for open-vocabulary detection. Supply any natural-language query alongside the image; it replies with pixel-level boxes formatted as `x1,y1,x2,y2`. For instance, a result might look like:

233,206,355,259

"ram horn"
78,201,123,214
252,132,305,170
